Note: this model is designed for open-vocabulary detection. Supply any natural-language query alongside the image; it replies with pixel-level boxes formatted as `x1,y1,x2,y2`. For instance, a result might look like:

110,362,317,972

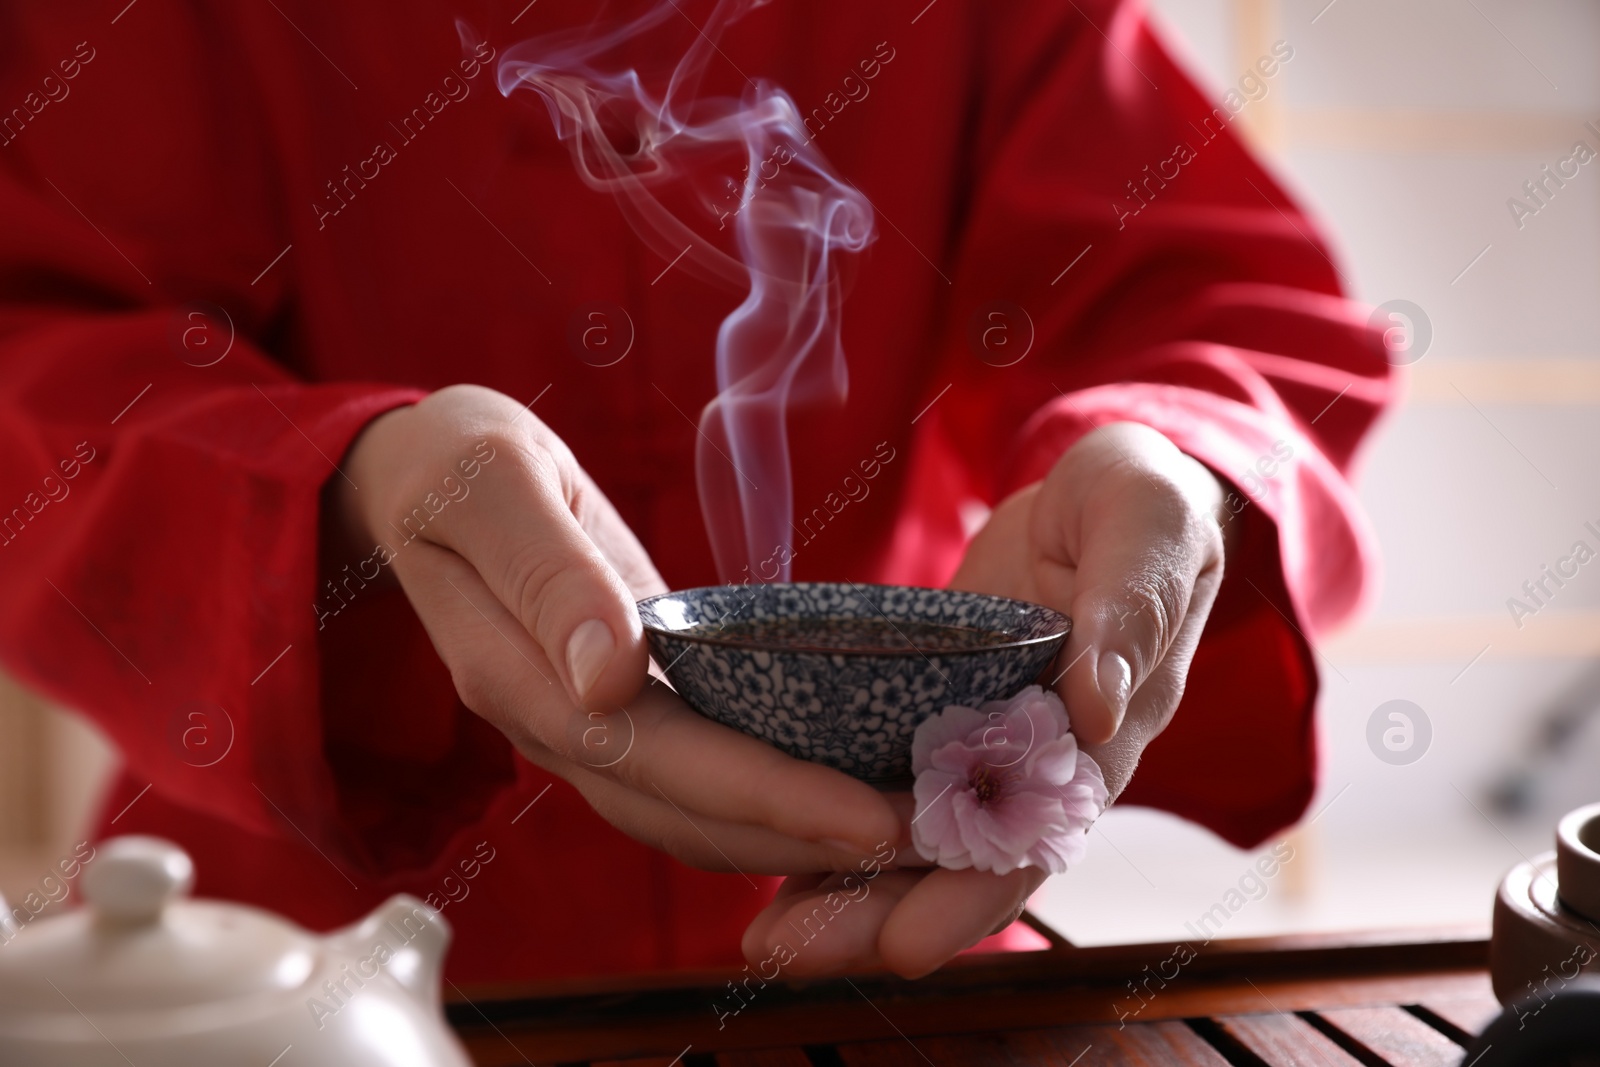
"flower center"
969,766,1004,805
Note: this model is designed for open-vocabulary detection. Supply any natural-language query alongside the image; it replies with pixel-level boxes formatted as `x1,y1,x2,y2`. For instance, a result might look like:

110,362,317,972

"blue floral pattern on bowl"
637,583,1070,782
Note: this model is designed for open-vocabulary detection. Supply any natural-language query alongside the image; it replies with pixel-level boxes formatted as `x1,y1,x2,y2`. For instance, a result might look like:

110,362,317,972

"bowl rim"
636,581,1070,657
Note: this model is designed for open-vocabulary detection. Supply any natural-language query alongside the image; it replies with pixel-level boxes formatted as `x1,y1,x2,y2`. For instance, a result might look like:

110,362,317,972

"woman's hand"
742,422,1228,977
953,421,1229,782
333,384,900,876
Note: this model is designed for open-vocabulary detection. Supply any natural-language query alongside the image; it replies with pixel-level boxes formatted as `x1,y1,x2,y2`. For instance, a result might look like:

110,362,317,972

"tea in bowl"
637,582,1070,782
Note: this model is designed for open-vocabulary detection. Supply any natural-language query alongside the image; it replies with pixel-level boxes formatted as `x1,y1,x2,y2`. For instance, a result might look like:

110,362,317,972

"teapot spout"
327,894,452,1009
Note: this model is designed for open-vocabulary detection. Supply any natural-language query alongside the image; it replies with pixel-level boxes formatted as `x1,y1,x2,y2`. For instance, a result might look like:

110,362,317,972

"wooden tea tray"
446,923,1498,1066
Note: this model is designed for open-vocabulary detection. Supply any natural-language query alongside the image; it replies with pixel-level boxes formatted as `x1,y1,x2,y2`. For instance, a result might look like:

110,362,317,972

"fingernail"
566,619,615,702
1097,650,1132,729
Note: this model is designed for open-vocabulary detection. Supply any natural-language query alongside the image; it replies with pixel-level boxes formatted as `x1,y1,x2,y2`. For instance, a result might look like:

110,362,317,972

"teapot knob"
81,836,194,925
1557,802,1600,921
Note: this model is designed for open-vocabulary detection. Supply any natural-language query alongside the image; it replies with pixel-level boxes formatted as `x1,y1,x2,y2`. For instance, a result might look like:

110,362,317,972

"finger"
742,870,923,975
402,395,651,714
770,871,835,901
1036,426,1224,745
745,864,1047,980
555,761,878,875
396,542,901,852
392,537,564,721
877,864,1047,978
1079,576,1219,800
571,468,670,602
604,680,904,853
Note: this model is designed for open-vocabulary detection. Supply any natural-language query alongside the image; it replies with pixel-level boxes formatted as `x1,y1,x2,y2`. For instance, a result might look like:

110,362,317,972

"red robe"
0,0,1393,981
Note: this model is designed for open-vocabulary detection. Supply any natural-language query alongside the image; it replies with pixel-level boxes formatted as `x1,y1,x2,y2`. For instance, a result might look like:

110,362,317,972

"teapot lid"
0,836,318,1016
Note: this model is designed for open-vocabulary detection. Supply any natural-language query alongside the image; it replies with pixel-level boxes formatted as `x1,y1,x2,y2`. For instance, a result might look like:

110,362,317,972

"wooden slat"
839,1032,1020,1066
450,928,1488,1007
456,970,1493,1064
1323,611,1600,665
1213,1013,1365,1067
1231,0,1283,150
451,934,1490,1064
1020,908,1073,949
1283,109,1595,155
1407,357,1600,407
1312,1006,1468,1067
1010,1022,1230,1066
838,1022,1230,1067
716,1050,815,1067
1416,985,1504,1043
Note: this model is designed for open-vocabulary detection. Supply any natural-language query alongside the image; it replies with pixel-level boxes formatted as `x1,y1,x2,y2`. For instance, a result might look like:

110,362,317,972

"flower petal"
978,790,1071,856
1023,734,1080,785
924,789,978,869
1026,823,1091,874
911,704,988,774
909,688,1107,877
928,738,985,777
910,770,967,866
953,794,1016,874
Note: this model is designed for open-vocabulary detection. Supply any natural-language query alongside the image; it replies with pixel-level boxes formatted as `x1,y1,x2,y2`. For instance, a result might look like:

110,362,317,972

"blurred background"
1033,0,1600,944
2,0,1598,945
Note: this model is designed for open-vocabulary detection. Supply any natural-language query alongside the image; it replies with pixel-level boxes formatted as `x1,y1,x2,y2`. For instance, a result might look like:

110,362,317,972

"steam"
498,0,876,583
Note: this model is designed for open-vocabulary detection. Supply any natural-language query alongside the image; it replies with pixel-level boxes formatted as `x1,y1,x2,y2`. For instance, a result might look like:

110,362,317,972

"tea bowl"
637,582,1070,782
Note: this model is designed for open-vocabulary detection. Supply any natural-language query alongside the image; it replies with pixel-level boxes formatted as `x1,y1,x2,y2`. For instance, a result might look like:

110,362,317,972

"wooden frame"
445,926,1495,1064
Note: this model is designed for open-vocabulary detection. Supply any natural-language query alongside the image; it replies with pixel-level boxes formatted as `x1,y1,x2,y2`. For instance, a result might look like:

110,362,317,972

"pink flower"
910,685,1107,876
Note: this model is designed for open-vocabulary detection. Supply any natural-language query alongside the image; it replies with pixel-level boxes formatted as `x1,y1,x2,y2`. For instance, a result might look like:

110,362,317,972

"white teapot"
0,836,473,1066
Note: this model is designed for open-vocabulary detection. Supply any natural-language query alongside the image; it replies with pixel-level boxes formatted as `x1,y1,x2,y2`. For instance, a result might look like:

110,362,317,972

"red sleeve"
0,10,451,869
914,0,1397,845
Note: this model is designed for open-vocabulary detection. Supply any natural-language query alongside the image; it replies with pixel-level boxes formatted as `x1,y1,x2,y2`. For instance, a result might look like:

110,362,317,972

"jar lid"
0,836,317,1017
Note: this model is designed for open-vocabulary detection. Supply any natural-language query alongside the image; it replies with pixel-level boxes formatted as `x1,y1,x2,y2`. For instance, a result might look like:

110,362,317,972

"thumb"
1040,437,1223,746
1058,575,1166,747
428,434,652,714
